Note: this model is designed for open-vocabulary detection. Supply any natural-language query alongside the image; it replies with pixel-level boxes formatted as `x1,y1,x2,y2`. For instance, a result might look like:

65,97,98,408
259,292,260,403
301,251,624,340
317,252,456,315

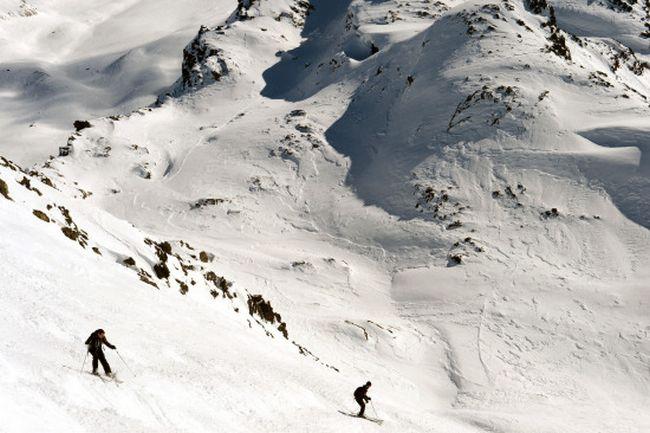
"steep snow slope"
2,0,650,432
0,0,234,165
0,159,377,433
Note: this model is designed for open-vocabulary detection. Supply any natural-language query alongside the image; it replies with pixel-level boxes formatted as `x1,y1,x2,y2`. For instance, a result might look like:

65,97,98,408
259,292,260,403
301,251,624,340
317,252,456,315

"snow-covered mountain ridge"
1,1,650,432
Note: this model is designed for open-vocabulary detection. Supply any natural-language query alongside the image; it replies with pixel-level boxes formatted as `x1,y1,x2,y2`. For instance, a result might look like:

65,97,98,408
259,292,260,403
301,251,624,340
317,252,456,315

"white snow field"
1,0,650,432
0,0,233,165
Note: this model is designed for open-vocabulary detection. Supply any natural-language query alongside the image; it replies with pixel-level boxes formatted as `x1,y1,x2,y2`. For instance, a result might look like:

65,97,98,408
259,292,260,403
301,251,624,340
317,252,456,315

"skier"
85,329,116,376
354,381,372,418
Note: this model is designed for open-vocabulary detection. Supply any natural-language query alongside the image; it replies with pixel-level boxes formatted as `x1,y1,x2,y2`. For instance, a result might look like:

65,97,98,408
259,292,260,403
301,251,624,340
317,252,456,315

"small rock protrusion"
0,178,11,200
73,120,92,132
448,254,463,266
32,210,50,223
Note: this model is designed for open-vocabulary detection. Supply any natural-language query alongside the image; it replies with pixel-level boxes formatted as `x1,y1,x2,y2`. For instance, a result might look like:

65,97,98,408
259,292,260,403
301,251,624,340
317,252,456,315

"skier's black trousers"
91,349,111,374
356,397,366,417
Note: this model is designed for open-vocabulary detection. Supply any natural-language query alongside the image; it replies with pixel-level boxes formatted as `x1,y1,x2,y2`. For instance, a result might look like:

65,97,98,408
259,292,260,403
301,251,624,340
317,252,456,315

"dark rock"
542,208,560,218
0,178,11,200
205,271,233,298
153,262,170,279
199,251,211,262
32,210,49,223
447,220,463,230
247,294,288,339
192,198,226,209
73,120,92,131
177,280,189,295
288,109,306,117
61,227,79,241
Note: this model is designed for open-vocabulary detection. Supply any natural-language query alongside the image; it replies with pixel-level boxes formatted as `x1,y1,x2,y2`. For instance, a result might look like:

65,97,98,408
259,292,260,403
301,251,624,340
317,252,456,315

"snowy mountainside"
2,0,650,432
0,0,234,166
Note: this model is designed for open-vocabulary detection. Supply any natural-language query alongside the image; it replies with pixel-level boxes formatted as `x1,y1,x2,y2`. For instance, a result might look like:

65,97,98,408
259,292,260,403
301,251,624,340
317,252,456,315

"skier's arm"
103,337,116,350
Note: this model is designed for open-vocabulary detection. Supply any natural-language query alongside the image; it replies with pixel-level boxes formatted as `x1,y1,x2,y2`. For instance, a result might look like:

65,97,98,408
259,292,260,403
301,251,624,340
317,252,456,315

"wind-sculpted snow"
577,126,650,228
0,0,235,165
2,1,650,433
261,0,446,99
162,0,317,97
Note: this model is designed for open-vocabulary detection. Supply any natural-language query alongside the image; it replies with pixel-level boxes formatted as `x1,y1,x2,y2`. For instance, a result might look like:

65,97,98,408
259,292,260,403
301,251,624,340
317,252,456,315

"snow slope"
2,1,650,432
0,0,234,165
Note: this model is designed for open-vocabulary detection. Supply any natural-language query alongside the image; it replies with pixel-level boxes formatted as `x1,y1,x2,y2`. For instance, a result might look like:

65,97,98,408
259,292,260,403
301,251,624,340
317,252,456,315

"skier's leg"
356,398,365,417
91,353,99,374
98,351,112,375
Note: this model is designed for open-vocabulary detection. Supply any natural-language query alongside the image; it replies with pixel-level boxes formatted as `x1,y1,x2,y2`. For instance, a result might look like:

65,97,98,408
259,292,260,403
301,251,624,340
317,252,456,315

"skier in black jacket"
85,329,116,376
354,381,372,417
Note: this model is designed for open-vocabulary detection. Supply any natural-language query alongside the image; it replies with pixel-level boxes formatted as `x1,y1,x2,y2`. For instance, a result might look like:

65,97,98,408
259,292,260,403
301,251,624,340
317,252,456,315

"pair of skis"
62,364,124,384
338,410,383,425
79,348,133,384
88,372,124,384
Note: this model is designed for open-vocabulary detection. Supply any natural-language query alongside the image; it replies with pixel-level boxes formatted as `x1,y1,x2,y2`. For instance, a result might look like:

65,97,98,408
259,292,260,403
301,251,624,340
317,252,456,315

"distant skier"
354,381,372,417
85,329,116,376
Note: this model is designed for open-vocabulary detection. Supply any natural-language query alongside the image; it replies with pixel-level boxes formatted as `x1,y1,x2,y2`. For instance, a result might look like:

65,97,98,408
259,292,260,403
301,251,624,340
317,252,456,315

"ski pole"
115,350,136,377
370,401,379,418
80,351,88,373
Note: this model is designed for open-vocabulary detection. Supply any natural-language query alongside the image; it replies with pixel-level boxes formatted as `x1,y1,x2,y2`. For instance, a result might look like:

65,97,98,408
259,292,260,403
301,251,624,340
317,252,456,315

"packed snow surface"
1,1,650,432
